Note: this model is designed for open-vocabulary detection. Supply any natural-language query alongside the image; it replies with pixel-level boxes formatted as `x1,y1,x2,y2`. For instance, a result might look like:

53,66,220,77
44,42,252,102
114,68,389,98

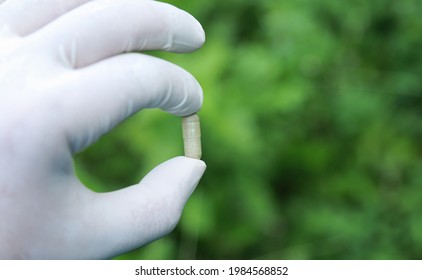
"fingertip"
165,72,203,117
189,18,206,50
139,156,205,194
164,156,206,181
177,156,207,174
164,4,206,53
196,22,206,48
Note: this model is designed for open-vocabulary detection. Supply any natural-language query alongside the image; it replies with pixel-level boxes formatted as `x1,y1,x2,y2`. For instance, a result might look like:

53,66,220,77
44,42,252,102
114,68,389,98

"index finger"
0,0,92,36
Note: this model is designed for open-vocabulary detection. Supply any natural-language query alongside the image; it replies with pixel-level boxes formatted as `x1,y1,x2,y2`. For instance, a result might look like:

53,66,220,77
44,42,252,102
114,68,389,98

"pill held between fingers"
182,113,202,159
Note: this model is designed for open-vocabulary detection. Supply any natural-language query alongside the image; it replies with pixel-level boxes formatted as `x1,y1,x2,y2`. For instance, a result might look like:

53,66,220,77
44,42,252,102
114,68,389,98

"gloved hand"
0,0,206,259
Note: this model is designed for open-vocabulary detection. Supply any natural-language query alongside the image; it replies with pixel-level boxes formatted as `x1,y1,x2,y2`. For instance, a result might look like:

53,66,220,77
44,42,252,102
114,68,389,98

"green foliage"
75,0,422,259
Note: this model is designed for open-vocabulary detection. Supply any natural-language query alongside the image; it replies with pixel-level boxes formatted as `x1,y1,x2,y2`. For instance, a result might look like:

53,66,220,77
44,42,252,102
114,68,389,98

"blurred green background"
75,0,422,259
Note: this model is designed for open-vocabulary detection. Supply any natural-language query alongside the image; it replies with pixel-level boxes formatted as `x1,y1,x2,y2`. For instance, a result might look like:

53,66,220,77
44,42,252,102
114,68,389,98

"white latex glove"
0,0,206,259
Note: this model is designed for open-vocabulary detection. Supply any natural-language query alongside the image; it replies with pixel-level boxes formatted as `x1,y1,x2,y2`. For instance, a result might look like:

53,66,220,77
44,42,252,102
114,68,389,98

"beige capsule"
182,113,202,159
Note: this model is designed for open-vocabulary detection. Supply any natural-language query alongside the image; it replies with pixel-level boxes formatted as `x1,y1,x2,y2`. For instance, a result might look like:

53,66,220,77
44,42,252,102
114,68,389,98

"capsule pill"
182,113,202,159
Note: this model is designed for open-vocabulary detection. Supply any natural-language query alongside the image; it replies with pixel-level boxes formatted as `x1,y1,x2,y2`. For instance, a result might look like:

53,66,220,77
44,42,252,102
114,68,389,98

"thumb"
86,156,206,259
